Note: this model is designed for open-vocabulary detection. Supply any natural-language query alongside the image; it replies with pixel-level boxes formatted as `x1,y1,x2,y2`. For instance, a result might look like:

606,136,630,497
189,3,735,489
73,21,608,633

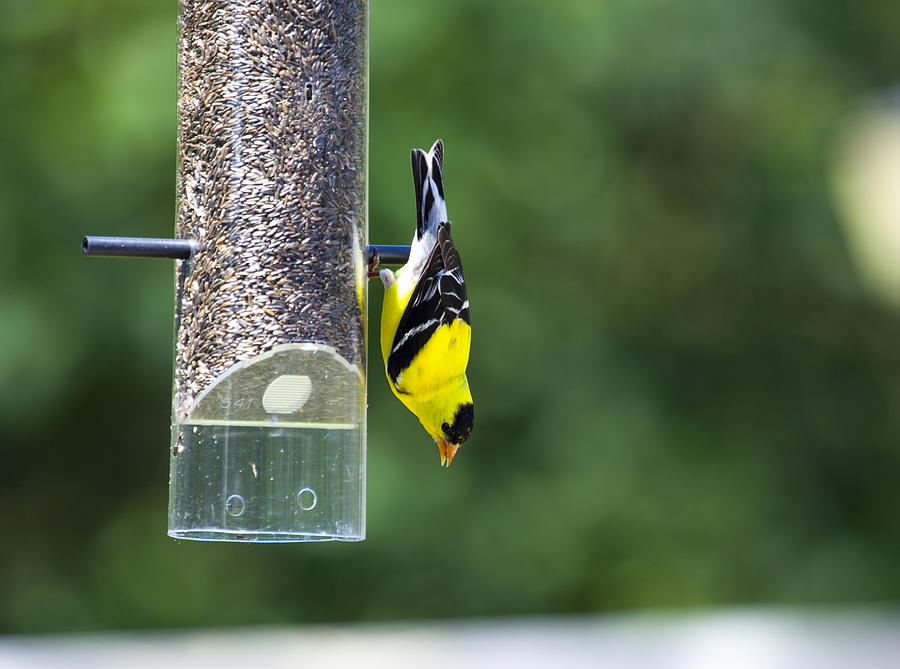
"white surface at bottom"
1,609,899,669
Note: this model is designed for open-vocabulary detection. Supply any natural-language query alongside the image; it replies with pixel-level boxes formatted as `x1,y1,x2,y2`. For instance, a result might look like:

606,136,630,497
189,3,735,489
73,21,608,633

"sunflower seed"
173,0,368,424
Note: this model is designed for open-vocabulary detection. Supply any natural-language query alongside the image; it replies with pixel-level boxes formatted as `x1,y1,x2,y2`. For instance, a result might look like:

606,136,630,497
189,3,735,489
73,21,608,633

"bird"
377,139,473,467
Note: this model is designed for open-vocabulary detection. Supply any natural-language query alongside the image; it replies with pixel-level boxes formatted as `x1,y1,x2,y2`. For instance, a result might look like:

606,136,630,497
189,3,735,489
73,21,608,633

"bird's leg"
367,246,380,278
379,268,396,289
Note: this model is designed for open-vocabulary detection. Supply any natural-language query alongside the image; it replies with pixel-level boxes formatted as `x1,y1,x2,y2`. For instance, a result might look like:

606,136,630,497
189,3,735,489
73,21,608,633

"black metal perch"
82,235,410,268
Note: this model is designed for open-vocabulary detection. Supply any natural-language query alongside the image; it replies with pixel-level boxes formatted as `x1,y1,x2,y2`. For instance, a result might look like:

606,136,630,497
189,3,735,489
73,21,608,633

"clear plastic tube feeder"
169,0,368,542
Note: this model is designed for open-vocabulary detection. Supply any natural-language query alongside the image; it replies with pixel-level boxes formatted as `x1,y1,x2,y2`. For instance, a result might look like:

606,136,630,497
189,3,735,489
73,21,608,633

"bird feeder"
83,0,408,543
169,0,370,543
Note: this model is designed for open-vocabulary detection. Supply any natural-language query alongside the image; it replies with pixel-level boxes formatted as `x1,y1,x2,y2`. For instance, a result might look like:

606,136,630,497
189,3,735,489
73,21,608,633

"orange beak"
438,440,460,467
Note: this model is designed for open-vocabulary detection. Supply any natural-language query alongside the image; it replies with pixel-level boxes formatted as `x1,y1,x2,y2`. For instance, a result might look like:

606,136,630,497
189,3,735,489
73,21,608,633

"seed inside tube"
173,0,368,425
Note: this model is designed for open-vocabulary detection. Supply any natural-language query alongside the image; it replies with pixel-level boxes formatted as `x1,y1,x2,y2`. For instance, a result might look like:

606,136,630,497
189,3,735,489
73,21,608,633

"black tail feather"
411,148,429,238
431,139,445,200
432,139,444,171
411,140,446,240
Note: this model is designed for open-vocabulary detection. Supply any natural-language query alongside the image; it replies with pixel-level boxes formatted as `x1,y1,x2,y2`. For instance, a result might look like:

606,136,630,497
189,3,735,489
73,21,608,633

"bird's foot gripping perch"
367,246,380,278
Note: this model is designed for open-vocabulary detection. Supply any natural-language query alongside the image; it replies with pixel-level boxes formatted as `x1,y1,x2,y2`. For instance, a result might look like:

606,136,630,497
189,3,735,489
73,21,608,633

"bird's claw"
367,246,380,278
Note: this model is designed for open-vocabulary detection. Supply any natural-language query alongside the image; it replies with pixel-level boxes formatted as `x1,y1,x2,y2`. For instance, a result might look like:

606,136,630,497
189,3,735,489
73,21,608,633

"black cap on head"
442,403,474,445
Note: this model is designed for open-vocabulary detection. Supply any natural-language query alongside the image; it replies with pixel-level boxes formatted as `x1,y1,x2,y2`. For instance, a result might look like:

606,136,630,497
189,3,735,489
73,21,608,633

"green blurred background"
2,0,900,634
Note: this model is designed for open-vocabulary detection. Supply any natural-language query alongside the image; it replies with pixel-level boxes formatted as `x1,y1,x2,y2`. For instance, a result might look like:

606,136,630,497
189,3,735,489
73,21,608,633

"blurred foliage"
2,0,900,633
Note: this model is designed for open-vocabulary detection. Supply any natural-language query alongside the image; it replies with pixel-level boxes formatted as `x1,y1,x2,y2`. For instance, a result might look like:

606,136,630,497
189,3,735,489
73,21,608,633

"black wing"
387,222,469,385
436,221,469,324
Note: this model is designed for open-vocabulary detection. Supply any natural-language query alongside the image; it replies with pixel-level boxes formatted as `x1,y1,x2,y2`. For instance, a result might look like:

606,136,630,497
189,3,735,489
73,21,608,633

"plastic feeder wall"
169,0,369,542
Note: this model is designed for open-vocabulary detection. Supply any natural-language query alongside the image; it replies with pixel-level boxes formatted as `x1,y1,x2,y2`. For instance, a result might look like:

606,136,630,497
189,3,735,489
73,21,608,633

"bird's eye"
441,422,451,434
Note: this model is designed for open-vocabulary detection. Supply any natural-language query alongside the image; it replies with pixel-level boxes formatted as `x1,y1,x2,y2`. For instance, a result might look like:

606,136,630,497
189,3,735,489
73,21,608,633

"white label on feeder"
262,375,312,414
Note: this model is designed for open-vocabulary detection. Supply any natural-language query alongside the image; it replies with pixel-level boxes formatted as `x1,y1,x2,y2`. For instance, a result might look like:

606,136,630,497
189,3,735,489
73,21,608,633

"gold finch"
378,140,473,466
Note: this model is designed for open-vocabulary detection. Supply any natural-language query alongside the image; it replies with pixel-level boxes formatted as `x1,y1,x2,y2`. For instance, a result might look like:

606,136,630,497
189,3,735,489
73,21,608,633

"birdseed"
173,0,368,425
